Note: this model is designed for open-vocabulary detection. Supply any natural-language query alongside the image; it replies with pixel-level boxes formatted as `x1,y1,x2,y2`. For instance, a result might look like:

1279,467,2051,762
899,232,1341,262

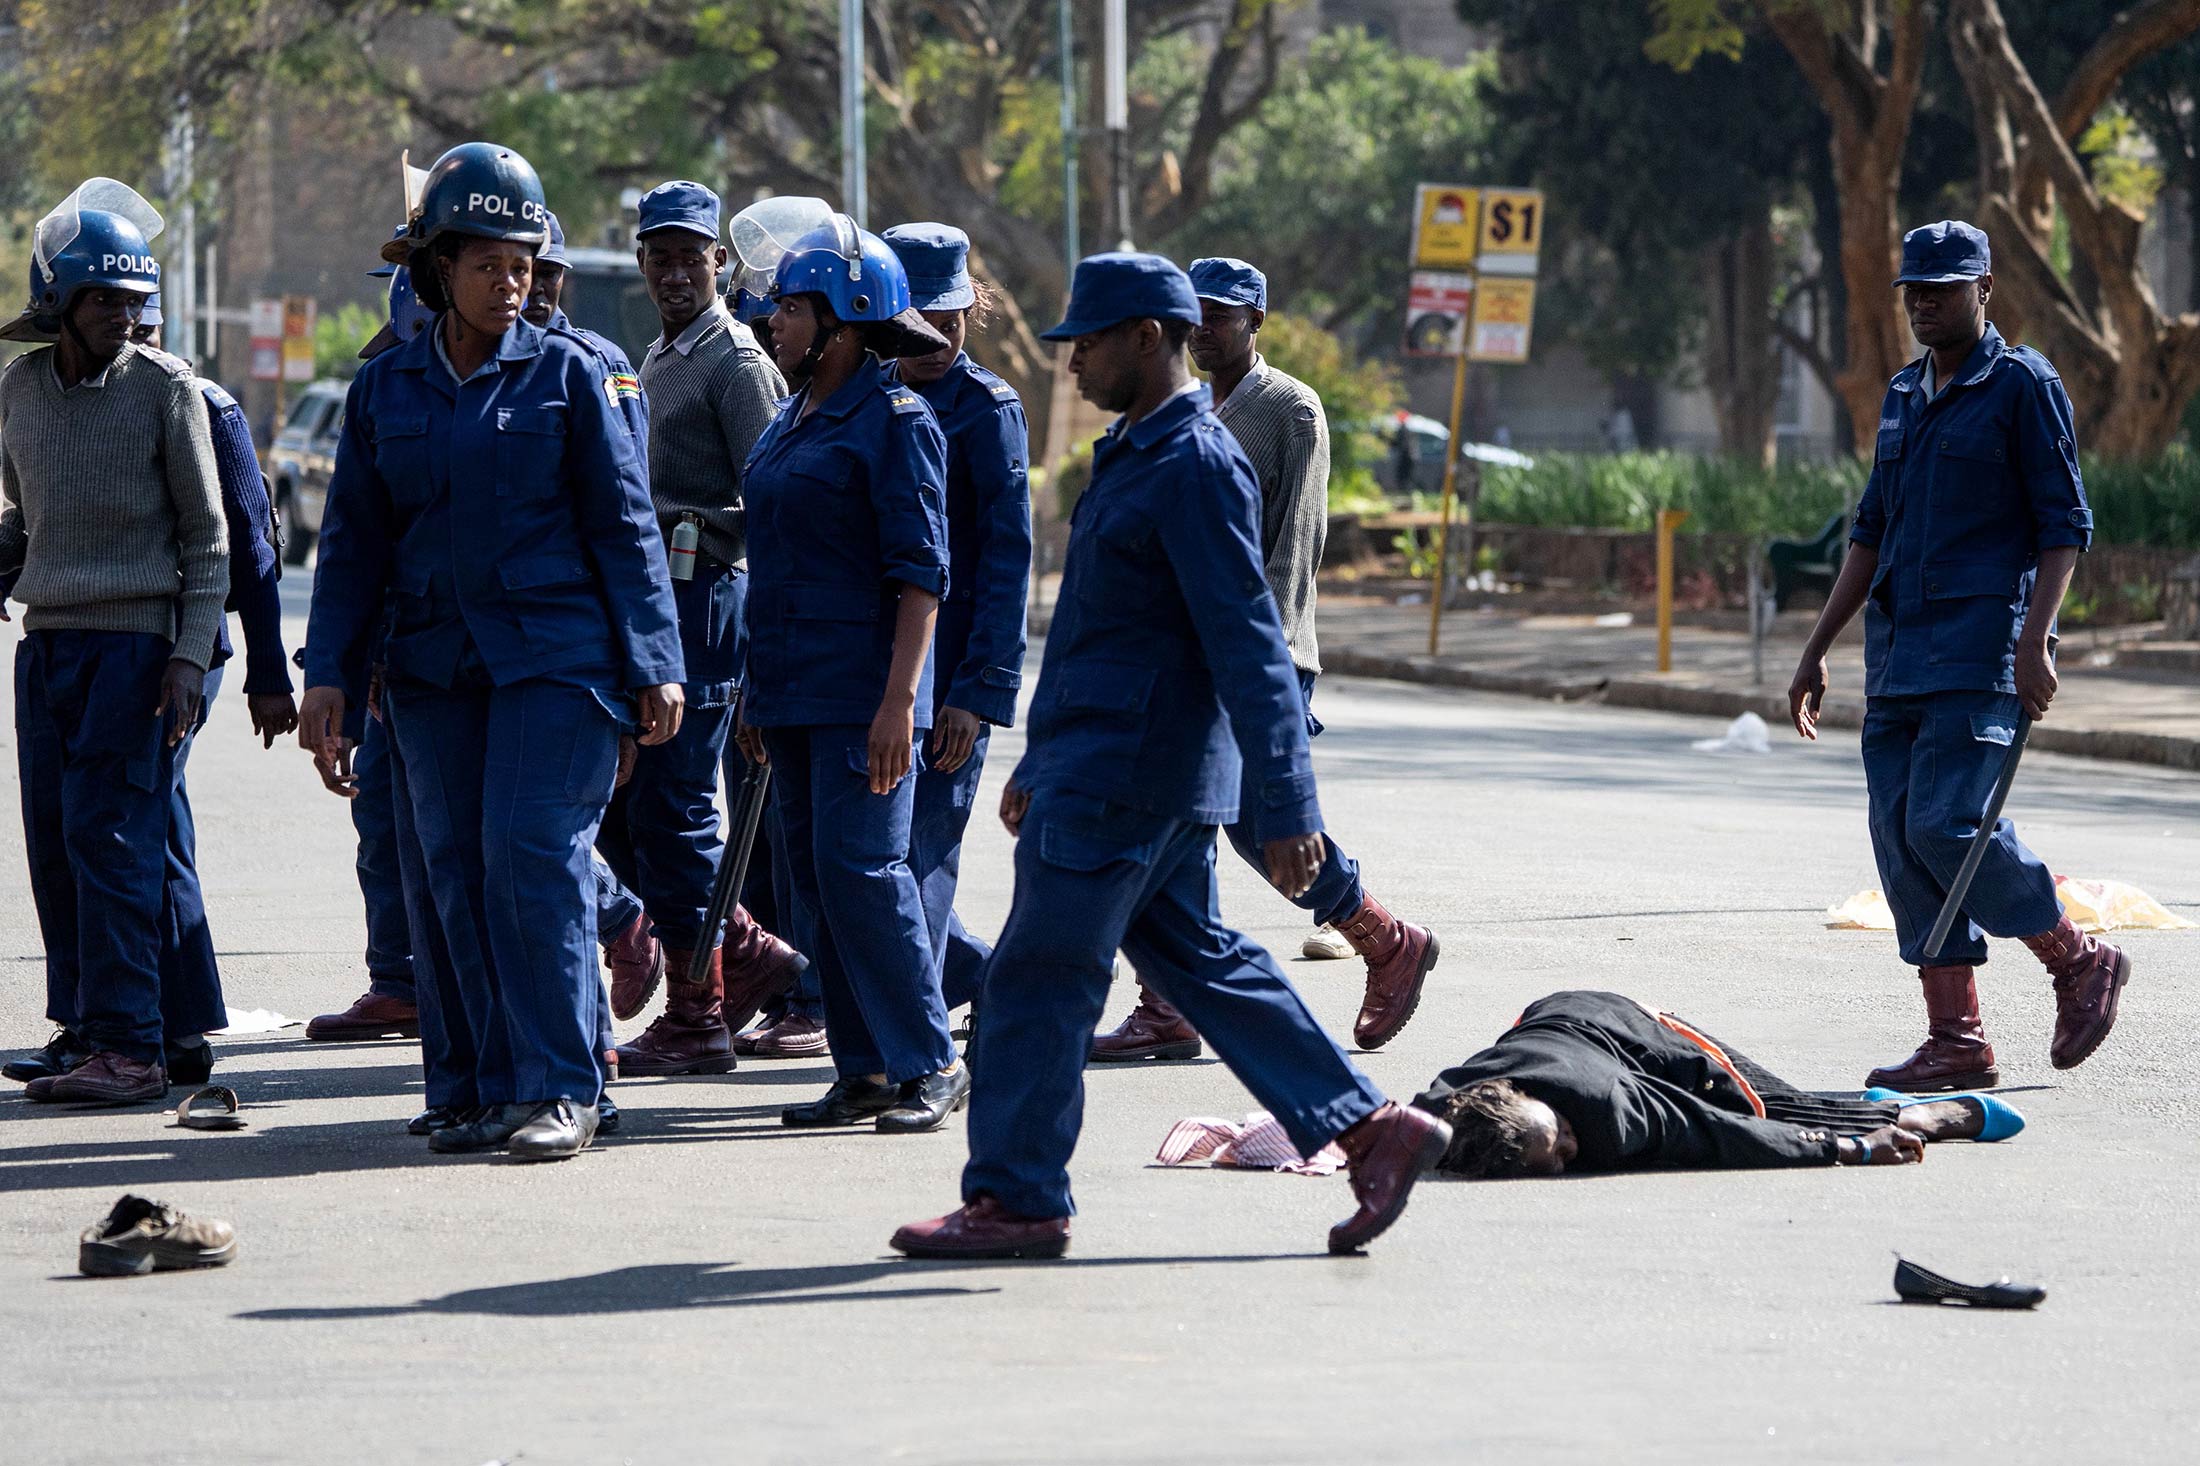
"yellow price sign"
1411,185,1482,270
1468,277,1537,363
1478,188,1544,274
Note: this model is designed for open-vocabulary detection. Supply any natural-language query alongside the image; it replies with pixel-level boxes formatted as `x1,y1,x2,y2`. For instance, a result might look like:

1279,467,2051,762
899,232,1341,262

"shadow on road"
234,1252,1317,1321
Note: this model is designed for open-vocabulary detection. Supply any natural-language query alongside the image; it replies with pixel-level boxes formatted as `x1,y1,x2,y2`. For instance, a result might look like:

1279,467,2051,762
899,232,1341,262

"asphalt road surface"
3,595,2196,1464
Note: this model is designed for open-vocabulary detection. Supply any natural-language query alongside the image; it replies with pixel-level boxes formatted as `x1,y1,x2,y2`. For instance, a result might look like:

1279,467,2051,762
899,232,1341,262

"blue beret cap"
1894,220,1991,286
1188,256,1266,311
539,210,569,268
1041,251,1201,340
882,223,976,312
637,180,722,241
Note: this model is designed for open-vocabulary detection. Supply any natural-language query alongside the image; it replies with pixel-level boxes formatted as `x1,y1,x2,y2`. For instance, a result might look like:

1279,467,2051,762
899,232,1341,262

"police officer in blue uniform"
732,215,969,1132
299,143,685,1161
890,254,1450,1260
1788,220,2130,1092
881,223,1031,1018
125,294,299,1084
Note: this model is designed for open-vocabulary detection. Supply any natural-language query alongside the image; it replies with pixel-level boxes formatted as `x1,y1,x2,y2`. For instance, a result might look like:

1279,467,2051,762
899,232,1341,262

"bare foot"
1894,1098,1984,1142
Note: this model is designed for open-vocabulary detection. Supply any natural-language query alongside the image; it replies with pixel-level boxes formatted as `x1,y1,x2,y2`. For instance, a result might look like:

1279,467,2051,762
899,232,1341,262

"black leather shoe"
407,1105,469,1136
164,1037,214,1086
781,1076,899,1128
429,1103,534,1153
596,1096,620,1135
5,1029,94,1083
876,1064,972,1134
506,1098,599,1161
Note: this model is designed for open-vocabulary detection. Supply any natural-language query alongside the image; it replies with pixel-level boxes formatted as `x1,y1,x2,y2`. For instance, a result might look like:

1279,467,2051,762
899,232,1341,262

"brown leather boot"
2022,915,2133,1070
304,991,420,1041
1088,983,1202,1062
1329,1102,1451,1254
719,907,808,1032
603,912,665,1022
612,946,734,1077
1864,964,1999,1091
1336,892,1440,1050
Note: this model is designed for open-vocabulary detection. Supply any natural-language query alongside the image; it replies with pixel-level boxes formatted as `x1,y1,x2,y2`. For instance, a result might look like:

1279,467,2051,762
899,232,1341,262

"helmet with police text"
2,179,165,343
727,195,835,323
406,142,549,251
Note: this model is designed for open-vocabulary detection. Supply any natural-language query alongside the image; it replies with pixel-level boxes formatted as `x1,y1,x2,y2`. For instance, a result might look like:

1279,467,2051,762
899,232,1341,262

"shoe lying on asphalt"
79,1195,237,1277
890,1196,1071,1260
1301,925,1355,961
50,1051,168,1106
305,992,420,1042
5,1028,94,1083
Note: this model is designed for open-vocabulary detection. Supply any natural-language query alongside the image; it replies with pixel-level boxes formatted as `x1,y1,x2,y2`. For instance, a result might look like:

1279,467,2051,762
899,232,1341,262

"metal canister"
669,513,700,582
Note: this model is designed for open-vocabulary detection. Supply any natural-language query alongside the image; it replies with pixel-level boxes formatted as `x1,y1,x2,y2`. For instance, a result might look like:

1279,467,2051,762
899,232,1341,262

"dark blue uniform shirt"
198,379,292,695
1850,324,2093,697
740,360,950,728
1013,383,1322,844
549,307,649,453
304,318,683,703
895,352,1031,727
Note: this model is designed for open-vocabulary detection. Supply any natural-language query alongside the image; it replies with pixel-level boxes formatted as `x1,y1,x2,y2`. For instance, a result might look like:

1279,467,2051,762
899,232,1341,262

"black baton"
689,754,773,986
1920,713,2033,960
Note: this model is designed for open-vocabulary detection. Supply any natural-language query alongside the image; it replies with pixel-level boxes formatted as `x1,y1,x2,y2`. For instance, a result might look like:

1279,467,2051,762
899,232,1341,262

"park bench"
1767,511,1848,609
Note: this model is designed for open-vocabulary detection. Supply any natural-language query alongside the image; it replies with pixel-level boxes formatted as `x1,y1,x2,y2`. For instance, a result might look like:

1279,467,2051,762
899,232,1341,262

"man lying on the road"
1413,990,2023,1179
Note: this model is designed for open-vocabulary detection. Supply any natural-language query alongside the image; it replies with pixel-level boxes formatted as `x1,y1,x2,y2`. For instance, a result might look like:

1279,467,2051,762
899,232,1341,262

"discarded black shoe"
1893,1256,2045,1310
79,1195,237,1277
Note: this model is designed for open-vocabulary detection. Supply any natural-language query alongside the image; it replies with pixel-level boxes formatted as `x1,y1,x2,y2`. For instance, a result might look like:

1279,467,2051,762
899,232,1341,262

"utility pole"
166,2,197,361
840,0,868,227
1058,0,1080,279
1103,0,1130,249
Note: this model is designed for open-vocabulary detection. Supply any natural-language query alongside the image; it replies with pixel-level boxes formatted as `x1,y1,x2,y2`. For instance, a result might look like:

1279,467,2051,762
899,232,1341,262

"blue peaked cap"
637,180,721,241
882,223,975,312
1042,252,1201,340
540,210,570,268
1187,256,1266,311
1894,220,1991,286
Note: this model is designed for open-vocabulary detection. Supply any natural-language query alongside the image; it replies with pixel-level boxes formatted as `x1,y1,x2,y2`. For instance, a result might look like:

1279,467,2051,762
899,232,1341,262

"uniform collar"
51,342,128,392
1118,379,1209,450
1212,352,1267,412
888,351,969,397
648,298,729,365
1901,324,2005,398
796,357,885,424
400,315,543,377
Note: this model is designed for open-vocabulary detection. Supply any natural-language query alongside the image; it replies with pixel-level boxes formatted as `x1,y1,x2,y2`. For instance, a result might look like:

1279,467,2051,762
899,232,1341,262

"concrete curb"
1324,648,2200,773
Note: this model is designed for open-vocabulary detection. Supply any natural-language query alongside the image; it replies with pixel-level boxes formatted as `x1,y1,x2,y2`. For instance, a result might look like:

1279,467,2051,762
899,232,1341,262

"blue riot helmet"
359,263,437,361
2,179,165,344
726,195,835,324
773,213,948,367
391,142,548,310
139,291,165,326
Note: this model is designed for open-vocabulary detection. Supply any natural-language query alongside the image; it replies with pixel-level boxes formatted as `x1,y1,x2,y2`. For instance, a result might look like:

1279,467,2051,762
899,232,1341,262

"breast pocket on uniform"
373,413,434,506
495,407,568,498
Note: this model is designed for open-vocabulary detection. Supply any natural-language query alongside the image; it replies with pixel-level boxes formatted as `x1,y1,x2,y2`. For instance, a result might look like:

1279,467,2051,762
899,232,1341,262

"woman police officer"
732,215,969,1132
299,143,684,1161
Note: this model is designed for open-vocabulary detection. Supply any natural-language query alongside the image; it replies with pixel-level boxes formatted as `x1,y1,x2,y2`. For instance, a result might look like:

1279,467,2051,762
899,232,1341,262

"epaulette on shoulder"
2002,343,2062,383
962,358,1021,404
133,345,198,381
198,379,240,412
882,380,928,415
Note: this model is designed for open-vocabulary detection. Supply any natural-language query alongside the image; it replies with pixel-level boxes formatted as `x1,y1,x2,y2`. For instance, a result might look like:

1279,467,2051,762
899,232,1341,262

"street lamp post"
1103,0,1129,249
840,0,867,227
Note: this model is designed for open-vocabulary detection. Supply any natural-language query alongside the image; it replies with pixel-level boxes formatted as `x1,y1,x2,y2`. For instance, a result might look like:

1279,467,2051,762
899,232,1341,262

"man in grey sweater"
605,180,808,1078
1093,256,1442,1063
0,214,227,1105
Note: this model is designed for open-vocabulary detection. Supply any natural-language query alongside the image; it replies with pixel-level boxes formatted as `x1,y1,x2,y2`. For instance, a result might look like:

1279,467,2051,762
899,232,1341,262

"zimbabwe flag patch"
603,372,641,407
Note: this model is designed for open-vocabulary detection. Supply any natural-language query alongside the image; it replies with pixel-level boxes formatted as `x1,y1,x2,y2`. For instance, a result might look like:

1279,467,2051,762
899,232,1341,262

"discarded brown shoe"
79,1195,236,1276
603,912,665,1022
1337,892,1440,1050
1864,965,1999,1091
304,991,419,1042
890,1196,1071,1260
2024,917,2132,1069
1329,1102,1450,1254
1088,983,1202,1062
49,1051,167,1106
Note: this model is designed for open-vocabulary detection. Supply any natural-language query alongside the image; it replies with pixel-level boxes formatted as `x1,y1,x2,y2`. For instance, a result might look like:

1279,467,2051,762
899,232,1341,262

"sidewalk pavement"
1317,590,2200,772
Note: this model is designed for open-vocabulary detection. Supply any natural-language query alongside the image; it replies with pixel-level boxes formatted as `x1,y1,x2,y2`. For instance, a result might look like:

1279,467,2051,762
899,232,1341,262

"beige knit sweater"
0,344,227,669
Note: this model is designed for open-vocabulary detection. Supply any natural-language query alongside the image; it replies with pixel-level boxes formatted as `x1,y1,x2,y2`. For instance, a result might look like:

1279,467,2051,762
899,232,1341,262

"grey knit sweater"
639,300,787,566
0,344,228,669
1214,355,1329,673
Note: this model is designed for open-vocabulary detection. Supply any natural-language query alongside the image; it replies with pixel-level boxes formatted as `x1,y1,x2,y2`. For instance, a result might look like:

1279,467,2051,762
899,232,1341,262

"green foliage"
1473,451,1862,537
1249,313,1403,513
312,303,382,381
1642,0,1747,69
2083,450,2200,549
2078,108,2165,214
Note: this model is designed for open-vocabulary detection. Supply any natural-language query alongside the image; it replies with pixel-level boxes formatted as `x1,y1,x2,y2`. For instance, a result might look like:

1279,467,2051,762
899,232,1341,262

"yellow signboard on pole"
1467,277,1537,363
1477,188,1545,276
1411,185,1482,270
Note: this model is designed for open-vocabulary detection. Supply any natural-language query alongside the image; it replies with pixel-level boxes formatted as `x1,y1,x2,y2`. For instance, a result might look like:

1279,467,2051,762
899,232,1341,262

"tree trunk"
1702,211,1781,469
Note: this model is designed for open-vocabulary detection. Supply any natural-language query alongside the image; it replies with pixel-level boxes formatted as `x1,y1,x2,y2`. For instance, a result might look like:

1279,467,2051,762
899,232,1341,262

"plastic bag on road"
1825,879,2194,933
1692,711,1771,755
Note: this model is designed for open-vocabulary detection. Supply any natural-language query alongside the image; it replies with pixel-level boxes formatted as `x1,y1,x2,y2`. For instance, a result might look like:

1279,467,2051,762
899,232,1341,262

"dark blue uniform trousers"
15,631,177,1062
596,563,741,952
761,725,955,1083
1862,690,2060,967
1220,669,1362,927
156,662,230,1041
350,713,417,1003
964,789,1385,1219
918,726,995,1011
384,677,619,1107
